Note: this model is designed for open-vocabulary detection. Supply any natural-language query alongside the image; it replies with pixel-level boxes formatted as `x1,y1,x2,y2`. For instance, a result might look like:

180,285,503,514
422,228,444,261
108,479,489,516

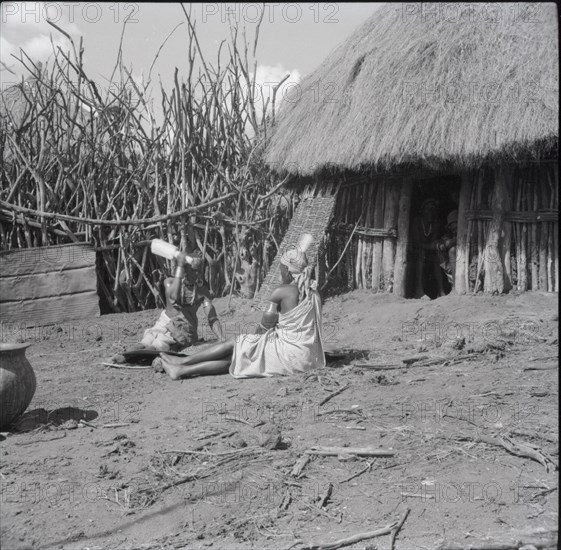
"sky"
0,2,383,119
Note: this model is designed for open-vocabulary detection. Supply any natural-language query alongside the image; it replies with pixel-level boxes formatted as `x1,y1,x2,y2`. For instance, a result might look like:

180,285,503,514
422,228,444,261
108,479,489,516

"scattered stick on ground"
390,508,411,550
279,488,292,511
338,425,366,430
191,430,238,451
300,516,403,550
354,353,480,371
102,423,132,428
458,434,557,472
352,363,401,370
437,534,558,550
523,364,558,371
402,355,429,364
316,406,362,417
304,446,395,457
223,416,255,426
339,461,372,484
318,383,350,406
401,492,435,500
317,482,333,508
163,442,252,456
102,362,152,369
291,454,311,477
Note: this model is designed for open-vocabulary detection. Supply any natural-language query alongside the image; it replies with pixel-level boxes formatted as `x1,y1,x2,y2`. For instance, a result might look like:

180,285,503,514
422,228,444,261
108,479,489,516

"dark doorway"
406,175,462,299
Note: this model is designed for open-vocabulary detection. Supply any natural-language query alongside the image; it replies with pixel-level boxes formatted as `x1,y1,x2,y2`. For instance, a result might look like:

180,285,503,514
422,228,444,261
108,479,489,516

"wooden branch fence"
0,16,297,314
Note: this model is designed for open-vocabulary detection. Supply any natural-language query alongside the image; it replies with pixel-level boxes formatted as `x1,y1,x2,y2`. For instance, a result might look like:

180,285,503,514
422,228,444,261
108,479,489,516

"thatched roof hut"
262,2,558,299
266,2,558,175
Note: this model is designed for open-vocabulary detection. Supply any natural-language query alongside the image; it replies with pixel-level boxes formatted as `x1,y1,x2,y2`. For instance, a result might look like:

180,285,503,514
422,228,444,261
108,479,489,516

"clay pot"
0,343,36,429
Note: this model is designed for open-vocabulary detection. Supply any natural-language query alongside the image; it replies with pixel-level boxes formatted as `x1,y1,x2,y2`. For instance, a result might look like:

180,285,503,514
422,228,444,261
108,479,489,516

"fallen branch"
401,492,435,500
223,416,254,426
291,454,311,477
414,353,479,367
194,431,223,440
102,362,151,370
304,446,395,458
191,430,238,451
16,432,66,445
162,445,256,457
459,434,557,473
317,482,333,508
354,353,479,371
223,416,265,428
316,406,362,416
318,383,350,407
523,364,558,371
301,500,341,522
402,355,429,365
352,363,402,370
301,517,401,550
338,425,366,430
339,461,372,484
278,488,292,511
390,508,411,550
102,423,132,428
509,429,558,444
437,534,558,549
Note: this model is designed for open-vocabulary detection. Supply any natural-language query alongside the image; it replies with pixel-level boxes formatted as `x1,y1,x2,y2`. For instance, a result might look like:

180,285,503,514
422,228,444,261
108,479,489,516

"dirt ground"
1,290,558,550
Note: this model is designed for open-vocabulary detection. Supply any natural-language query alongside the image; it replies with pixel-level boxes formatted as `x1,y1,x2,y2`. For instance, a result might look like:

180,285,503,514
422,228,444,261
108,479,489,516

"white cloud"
253,63,301,117
21,33,68,60
0,2,80,82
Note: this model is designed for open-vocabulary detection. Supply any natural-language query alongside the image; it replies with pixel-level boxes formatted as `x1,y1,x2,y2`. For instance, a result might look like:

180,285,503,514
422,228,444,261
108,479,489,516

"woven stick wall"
253,195,336,306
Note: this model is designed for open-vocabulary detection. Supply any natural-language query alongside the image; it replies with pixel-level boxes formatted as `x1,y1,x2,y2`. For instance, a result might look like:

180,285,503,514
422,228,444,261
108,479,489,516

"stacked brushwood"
0,13,295,313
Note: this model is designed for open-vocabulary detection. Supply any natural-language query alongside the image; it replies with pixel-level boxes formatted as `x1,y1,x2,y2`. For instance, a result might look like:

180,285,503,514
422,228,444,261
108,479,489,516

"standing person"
411,198,445,298
139,251,224,352
436,210,458,289
156,234,326,379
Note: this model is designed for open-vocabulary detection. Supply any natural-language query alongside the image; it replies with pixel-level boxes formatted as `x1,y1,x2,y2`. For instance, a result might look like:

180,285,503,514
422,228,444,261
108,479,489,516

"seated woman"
139,253,223,352
157,236,326,380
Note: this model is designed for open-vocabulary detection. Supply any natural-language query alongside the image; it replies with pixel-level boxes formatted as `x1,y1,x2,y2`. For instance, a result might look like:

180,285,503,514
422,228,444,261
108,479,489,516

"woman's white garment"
229,290,325,378
140,311,176,351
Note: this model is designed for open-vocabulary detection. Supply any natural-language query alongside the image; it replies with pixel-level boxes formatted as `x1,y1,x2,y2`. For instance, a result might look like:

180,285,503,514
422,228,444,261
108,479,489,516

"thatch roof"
265,2,559,176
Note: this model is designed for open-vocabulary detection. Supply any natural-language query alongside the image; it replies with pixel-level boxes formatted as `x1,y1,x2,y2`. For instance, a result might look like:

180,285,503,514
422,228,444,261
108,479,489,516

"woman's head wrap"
280,248,309,274
280,234,315,300
280,233,313,273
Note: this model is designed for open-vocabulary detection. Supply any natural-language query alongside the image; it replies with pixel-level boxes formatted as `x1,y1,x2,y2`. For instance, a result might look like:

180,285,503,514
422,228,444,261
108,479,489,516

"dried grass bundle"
266,2,558,175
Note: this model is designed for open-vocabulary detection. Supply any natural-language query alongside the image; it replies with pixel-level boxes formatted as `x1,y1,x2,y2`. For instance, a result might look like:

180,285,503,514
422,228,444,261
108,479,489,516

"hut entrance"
407,175,461,299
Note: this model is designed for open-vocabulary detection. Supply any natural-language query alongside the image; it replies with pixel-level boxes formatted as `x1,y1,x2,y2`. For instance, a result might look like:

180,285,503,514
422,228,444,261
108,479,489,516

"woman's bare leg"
162,359,231,380
162,340,234,365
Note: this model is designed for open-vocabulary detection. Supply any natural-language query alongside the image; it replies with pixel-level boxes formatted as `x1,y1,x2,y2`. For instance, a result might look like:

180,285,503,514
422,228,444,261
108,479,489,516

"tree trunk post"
454,171,472,294
483,164,510,294
393,177,413,297
382,181,400,292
